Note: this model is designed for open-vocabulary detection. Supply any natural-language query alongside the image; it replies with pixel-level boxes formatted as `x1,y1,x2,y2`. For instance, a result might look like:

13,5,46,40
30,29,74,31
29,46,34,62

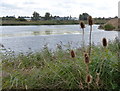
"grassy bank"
1,19,108,26
1,38,120,90
1,20,79,26
98,18,120,31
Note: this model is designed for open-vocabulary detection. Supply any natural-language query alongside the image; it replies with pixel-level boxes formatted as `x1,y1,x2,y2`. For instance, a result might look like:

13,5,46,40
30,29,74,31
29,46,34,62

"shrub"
104,24,115,30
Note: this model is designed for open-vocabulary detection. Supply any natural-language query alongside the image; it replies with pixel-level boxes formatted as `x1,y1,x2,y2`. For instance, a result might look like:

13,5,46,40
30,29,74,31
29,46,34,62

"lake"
0,25,119,54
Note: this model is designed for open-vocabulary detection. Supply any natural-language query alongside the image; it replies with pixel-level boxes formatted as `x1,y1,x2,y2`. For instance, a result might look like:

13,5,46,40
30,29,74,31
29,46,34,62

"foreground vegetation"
1,38,120,90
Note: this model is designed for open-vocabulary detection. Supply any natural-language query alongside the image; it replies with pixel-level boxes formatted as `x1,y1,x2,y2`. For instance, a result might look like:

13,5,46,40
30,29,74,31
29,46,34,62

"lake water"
0,25,119,54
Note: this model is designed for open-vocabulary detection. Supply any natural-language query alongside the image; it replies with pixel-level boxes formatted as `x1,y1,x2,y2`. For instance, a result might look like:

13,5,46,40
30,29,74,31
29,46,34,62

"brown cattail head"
70,50,75,58
102,38,108,47
88,16,93,26
86,74,92,84
80,21,85,29
84,53,90,64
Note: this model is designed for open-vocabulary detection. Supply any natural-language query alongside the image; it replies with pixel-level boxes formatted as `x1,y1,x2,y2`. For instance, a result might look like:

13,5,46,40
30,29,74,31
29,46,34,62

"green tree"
44,12,51,20
32,11,40,21
79,13,89,20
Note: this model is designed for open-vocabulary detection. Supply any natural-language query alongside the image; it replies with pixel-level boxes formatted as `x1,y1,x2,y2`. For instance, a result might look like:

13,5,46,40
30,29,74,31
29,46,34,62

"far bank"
1,19,108,26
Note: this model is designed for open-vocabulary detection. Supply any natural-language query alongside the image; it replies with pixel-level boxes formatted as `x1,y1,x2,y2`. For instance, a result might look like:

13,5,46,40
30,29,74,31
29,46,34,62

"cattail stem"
89,25,92,57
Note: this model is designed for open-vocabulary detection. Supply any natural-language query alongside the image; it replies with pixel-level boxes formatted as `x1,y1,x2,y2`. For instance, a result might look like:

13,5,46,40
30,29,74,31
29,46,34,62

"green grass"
1,39,120,90
1,20,79,26
1,19,108,26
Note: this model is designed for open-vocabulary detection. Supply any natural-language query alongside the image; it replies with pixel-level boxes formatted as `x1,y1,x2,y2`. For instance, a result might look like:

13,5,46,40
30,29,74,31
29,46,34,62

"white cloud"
0,0,119,18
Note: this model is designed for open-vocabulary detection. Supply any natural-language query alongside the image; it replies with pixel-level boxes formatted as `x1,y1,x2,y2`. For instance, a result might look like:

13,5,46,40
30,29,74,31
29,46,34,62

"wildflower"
86,74,92,84
102,38,108,47
80,21,85,29
88,16,93,26
88,16,93,56
84,53,90,64
70,50,75,58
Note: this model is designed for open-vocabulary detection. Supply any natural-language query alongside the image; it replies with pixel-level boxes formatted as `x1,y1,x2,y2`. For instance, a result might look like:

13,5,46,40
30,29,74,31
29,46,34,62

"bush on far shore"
104,24,115,30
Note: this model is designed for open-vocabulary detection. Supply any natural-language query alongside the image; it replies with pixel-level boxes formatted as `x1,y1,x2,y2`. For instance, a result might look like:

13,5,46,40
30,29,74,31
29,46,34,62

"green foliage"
79,13,89,20
1,39,120,90
104,24,115,30
32,11,40,21
44,12,51,20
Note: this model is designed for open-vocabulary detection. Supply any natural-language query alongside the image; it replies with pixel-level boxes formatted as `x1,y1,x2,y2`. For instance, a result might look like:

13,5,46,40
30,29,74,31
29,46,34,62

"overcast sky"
0,0,119,18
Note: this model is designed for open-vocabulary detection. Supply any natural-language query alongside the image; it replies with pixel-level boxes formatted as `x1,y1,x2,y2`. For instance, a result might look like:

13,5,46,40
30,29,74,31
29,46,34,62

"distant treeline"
1,11,118,22
1,11,77,21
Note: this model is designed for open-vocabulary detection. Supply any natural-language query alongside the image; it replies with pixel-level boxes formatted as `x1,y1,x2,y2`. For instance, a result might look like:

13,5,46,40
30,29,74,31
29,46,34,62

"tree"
32,11,40,21
44,12,51,20
79,13,89,20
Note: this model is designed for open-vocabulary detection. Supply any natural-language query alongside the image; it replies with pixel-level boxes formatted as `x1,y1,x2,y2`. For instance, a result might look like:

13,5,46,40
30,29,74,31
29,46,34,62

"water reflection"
45,30,51,35
33,31,41,35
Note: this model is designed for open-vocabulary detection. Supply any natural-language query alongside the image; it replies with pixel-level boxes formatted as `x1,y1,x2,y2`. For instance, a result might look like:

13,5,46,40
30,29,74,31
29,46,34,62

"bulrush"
86,74,92,84
70,50,75,58
102,38,108,47
84,53,90,64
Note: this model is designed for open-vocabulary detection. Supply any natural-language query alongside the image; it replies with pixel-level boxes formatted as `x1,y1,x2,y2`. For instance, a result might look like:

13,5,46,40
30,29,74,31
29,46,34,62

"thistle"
84,53,90,64
80,21,85,50
102,38,108,47
80,21,85,29
70,50,75,58
88,16,93,57
86,74,92,84
88,16,93,26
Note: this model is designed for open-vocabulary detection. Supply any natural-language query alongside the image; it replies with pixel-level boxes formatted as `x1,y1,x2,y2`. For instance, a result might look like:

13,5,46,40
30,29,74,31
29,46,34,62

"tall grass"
1,38,120,90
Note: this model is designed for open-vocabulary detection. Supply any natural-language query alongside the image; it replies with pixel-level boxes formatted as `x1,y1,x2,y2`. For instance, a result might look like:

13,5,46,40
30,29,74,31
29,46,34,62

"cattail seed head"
86,74,92,84
70,50,75,58
88,16,93,26
84,53,90,64
80,21,85,29
102,38,108,47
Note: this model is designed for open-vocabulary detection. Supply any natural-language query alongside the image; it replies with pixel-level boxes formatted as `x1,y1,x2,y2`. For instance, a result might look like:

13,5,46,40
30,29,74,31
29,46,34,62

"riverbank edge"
1,20,107,26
